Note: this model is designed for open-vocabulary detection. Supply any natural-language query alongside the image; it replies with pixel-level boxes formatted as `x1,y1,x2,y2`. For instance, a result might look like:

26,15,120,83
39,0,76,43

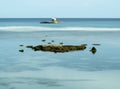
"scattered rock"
59,42,63,45
19,49,24,52
48,42,51,44
19,45,24,46
42,39,46,42
51,40,54,42
90,47,97,54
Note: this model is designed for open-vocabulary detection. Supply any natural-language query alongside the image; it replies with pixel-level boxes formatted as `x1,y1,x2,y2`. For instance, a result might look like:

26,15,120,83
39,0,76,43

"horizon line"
0,17,120,19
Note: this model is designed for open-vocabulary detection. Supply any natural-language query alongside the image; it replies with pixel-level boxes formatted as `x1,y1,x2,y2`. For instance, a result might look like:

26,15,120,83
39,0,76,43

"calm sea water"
1,18,120,28
0,18,120,89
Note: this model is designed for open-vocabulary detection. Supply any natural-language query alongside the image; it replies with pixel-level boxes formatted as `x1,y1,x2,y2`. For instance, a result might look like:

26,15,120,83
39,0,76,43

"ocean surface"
0,18,120,89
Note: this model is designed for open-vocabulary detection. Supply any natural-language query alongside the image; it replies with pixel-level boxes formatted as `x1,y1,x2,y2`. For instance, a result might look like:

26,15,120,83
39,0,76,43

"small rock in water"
19,49,24,52
51,40,54,42
59,42,63,45
42,39,46,42
90,47,97,54
19,45,24,46
48,42,51,44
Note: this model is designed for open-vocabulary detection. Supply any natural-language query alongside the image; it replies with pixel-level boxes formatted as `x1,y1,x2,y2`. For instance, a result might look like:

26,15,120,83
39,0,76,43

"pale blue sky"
0,0,120,18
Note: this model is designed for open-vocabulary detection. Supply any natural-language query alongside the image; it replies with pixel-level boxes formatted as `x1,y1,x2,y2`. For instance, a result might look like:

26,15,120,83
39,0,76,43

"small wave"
0,26,120,32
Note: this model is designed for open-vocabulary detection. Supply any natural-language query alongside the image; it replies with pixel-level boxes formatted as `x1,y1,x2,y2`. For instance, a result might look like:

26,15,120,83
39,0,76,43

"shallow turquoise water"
0,19,120,89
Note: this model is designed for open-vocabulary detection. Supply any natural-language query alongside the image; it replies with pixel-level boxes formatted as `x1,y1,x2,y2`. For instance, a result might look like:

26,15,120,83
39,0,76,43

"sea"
0,18,120,89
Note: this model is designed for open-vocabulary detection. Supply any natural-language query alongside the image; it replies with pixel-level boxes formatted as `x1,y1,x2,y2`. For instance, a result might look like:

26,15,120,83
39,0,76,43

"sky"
0,0,120,18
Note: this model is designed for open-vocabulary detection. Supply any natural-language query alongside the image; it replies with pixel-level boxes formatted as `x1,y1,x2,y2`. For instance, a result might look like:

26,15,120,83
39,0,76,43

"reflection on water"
0,78,62,89
0,77,95,89
0,78,75,89
0,70,120,89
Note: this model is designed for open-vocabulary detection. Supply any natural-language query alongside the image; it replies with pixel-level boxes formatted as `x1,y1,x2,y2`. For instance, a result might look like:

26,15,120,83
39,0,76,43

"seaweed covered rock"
26,44,87,53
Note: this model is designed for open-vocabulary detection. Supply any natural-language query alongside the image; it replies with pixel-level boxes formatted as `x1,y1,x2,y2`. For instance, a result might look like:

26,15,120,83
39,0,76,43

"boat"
40,18,58,24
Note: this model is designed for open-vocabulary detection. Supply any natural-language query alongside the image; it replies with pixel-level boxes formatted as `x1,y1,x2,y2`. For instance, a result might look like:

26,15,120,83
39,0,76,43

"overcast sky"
0,0,120,18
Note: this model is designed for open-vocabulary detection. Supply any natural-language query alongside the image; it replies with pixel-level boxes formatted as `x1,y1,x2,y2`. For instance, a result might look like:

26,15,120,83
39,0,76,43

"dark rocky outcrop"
26,44,87,53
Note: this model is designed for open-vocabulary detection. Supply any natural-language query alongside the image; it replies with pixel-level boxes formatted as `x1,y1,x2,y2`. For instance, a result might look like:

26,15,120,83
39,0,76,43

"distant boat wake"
0,26,120,32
